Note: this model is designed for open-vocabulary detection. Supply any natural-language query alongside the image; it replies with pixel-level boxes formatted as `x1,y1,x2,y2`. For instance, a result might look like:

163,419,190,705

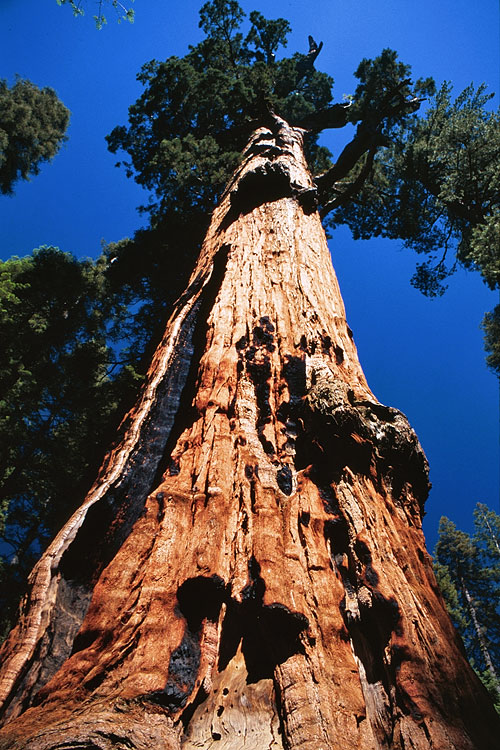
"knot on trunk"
229,160,316,216
300,373,430,510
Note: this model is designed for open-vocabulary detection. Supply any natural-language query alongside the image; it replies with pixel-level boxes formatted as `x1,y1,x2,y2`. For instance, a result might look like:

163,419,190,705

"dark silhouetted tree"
0,78,69,195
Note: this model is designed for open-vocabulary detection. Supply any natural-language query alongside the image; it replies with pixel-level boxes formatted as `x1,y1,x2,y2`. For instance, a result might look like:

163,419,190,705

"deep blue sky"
1,0,499,550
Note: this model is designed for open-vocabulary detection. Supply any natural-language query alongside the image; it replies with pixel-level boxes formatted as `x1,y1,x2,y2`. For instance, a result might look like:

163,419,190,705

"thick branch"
319,146,377,218
315,122,389,197
316,81,423,215
297,102,351,131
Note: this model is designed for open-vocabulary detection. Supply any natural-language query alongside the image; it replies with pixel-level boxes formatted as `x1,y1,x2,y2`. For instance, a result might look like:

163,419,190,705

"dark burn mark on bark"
241,511,249,533
334,344,344,364
327,517,406,747
145,576,226,712
219,557,309,683
298,335,320,355
321,334,332,353
177,575,227,630
3,580,93,721
321,494,406,743
167,458,180,476
299,511,310,526
296,186,318,214
236,319,279,453
254,317,275,351
150,629,201,710
235,334,247,351
59,496,116,585
259,315,275,332
276,400,290,423
245,463,258,480
222,160,318,228
297,514,308,549
324,515,351,563
343,592,401,687
317,480,339,515
245,349,272,423
233,162,292,210
276,465,293,495
250,476,257,513
147,564,309,713
282,355,306,403
156,492,166,524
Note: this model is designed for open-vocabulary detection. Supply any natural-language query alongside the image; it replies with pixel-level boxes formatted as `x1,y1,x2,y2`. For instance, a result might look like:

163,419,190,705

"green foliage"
434,509,500,711
347,48,436,132
329,81,499,298
107,2,498,357
474,502,500,567
0,247,144,636
433,561,468,630
482,304,500,379
103,216,205,356
56,0,134,29
106,0,335,227
0,78,69,195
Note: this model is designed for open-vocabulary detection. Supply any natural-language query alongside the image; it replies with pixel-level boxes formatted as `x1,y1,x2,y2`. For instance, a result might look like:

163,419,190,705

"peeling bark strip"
0,118,499,749
0,269,211,721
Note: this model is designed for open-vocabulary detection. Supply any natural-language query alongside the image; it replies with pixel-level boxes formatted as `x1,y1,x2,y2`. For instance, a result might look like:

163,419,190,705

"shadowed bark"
0,117,498,749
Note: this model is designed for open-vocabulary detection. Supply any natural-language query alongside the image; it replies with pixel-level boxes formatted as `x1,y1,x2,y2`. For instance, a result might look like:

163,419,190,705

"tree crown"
107,1,498,318
0,78,69,195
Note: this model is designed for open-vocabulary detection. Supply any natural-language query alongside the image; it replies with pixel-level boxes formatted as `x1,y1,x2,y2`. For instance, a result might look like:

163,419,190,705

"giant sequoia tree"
0,3,499,748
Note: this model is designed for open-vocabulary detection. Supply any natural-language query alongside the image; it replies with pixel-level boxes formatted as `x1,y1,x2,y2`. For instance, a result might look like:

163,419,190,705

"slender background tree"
434,504,500,712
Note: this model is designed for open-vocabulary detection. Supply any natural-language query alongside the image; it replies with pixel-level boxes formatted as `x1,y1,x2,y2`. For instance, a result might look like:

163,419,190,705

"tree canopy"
331,81,500,298
0,247,143,636
106,3,434,226
0,78,69,195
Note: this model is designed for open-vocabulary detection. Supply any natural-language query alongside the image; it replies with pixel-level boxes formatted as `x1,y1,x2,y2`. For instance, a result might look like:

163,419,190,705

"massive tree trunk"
0,118,498,749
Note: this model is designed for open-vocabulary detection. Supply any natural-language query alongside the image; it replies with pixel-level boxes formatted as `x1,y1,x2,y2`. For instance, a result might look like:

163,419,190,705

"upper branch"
297,102,351,131
315,81,424,216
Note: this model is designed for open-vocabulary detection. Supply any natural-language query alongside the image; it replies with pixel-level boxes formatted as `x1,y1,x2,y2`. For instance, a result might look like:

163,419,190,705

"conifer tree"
0,79,69,195
0,247,140,636
434,512,500,711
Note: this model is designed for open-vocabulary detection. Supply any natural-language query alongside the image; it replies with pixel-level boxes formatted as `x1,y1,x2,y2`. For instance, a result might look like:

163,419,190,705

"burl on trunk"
0,119,498,749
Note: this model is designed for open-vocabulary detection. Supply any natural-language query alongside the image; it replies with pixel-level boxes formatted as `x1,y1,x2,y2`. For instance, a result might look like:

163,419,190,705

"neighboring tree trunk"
460,576,499,684
0,118,498,749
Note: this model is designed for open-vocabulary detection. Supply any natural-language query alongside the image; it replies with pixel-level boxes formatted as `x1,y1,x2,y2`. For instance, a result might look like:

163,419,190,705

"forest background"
1,0,499,554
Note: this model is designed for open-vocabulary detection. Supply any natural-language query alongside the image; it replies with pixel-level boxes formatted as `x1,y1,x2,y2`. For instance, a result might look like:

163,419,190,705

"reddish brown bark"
0,118,498,749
